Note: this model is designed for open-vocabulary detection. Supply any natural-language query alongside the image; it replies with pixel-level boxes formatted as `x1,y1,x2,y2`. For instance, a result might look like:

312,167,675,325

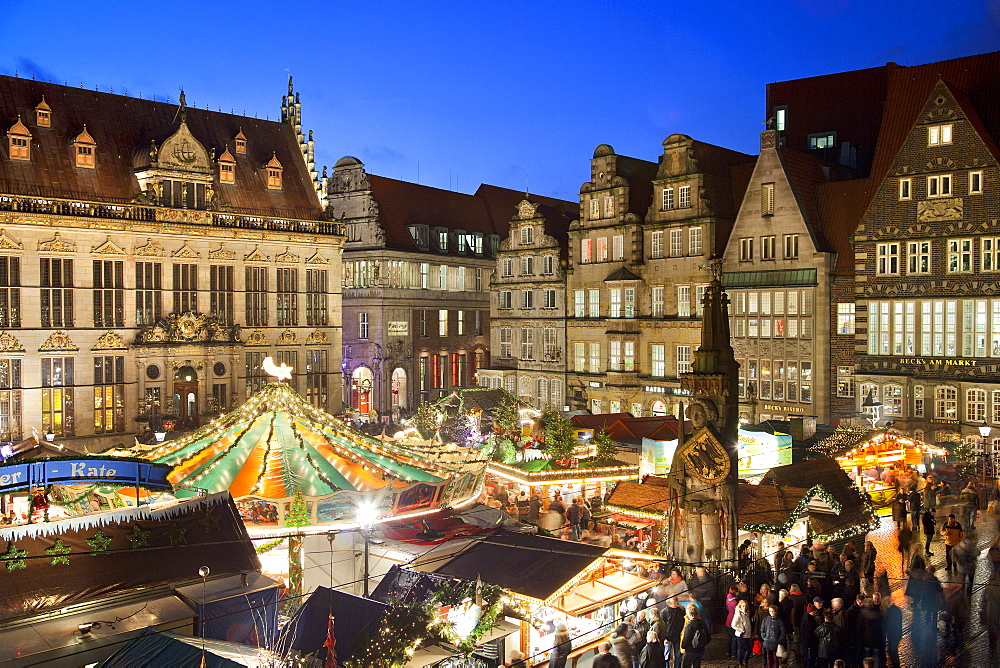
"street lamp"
356,501,378,598
861,388,883,430
979,422,992,483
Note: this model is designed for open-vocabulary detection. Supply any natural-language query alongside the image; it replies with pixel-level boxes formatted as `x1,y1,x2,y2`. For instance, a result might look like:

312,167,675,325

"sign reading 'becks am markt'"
0,458,173,494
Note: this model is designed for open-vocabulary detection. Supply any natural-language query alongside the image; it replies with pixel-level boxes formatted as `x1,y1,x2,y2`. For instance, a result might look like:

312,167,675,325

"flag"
323,614,338,668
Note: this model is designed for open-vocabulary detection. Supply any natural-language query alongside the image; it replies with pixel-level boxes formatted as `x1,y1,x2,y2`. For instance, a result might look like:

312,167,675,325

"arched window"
967,388,987,422
935,386,958,420
651,400,667,417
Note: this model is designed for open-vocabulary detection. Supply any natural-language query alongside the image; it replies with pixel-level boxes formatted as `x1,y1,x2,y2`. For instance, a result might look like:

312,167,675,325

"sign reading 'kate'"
0,458,172,494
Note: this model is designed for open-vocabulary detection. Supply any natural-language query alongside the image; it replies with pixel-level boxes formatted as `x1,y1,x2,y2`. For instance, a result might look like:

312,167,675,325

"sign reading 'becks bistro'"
0,458,173,494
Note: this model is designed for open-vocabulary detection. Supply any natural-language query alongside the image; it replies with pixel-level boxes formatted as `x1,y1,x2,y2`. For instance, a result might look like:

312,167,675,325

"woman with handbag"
730,599,753,668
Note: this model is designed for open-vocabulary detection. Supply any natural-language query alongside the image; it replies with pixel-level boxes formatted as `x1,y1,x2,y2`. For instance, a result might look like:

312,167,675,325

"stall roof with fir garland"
149,382,447,499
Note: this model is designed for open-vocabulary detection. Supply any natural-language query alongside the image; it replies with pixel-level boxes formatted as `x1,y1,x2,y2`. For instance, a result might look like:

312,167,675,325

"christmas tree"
286,489,310,613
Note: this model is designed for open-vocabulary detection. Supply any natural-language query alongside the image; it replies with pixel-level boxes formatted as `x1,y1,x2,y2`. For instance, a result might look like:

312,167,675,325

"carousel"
143,360,488,533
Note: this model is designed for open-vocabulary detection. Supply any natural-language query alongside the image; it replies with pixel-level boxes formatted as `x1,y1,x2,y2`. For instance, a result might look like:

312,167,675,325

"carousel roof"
149,382,449,499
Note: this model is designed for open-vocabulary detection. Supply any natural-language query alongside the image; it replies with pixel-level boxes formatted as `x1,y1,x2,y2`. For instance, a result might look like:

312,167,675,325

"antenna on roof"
31,73,34,81
526,175,530,198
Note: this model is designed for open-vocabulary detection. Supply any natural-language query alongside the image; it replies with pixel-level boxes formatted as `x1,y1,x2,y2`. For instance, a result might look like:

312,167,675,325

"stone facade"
479,199,574,409
853,80,1000,455
723,131,839,427
564,140,753,418
0,76,342,451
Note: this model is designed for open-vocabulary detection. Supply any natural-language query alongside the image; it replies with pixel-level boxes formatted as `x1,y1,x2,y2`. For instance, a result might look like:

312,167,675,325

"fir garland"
344,598,437,668
255,537,287,554
429,579,504,654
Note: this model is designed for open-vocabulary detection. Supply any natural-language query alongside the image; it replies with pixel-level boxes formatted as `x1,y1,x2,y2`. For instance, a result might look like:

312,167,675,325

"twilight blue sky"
2,1,999,202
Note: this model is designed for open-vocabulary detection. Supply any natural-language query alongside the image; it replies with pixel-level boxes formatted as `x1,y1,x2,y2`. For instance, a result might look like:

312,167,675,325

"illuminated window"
93,356,125,433
662,187,674,210
35,97,51,127
678,185,691,208
651,286,664,317
935,386,958,419
235,129,247,154
927,124,953,146
837,303,855,334
7,118,31,161
689,227,702,255
676,346,691,374
651,231,664,258
808,132,835,149
265,154,283,189
967,388,987,422
42,357,74,436
73,126,96,168
651,344,665,377
761,183,775,216
219,147,236,184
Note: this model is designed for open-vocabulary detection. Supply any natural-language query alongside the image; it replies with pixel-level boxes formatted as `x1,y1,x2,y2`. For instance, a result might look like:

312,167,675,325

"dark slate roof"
683,141,757,255
432,530,606,601
0,76,323,220
475,183,579,253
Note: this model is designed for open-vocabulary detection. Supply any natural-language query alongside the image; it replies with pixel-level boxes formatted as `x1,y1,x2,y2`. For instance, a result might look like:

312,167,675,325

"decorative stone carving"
275,247,300,264
91,236,126,255
244,329,268,346
134,238,164,257
38,232,75,254
0,230,23,252
133,312,242,345
93,331,127,350
39,330,79,351
244,246,270,264
208,246,236,260
0,331,24,352
516,200,540,220
172,244,200,259
760,129,777,149
305,330,330,345
305,251,329,265
276,329,298,346
917,198,964,222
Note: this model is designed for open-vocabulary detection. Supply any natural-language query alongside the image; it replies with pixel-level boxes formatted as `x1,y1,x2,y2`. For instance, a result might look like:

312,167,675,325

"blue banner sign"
0,458,173,494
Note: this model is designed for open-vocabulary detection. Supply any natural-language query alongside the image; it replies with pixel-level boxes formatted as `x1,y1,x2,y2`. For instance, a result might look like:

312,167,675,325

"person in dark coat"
592,642,623,668
861,541,877,589
528,492,541,524
859,597,884,664
759,605,787,668
688,566,715,632
638,629,667,668
800,597,823,668
814,610,843,667
680,604,710,668
884,600,903,668
661,597,685,668
908,487,922,528
788,583,807,630
921,506,936,555
610,623,636,668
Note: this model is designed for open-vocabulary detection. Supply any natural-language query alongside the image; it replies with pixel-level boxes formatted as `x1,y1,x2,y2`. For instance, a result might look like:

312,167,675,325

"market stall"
413,530,660,666
602,475,670,554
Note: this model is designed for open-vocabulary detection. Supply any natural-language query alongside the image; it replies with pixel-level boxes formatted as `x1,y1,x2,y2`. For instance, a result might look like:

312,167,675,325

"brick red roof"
365,177,576,255
0,76,323,220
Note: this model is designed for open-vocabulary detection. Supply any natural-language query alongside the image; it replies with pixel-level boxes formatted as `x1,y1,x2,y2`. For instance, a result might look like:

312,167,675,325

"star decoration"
86,530,112,554
45,538,72,566
1,542,27,571
165,523,188,546
127,525,150,548
199,510,220,534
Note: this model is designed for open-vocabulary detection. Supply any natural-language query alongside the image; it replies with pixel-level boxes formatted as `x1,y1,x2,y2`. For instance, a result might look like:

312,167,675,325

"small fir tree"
286,489,311,613
593,428,618,464
491,395,521,437
542,411,576,460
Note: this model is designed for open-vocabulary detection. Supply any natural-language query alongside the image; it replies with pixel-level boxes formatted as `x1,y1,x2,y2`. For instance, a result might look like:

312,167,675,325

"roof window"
218,146,236,184
7,117,31,161
73,125,96,169
35,97,51,127
265,153,282,189
235,129,247,154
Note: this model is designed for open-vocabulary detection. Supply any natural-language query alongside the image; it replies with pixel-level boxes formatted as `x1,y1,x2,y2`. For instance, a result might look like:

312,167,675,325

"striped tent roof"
149,382,446,499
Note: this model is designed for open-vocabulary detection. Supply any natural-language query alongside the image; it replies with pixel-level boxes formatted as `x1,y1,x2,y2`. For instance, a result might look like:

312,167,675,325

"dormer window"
218,147,236,184
436,228,448,252
235,129,247,154
35,97,51,127
456,230,467,252
73,125,96,169
265,153,282,189
408,224,429,249
7,117,31,161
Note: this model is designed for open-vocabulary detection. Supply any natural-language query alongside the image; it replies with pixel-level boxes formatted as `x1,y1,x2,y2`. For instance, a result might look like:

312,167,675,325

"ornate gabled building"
478,196,577,408
0,75,342,451
565,140,753,418
327,159,561,418
850,53,1000,456
722,130,860,426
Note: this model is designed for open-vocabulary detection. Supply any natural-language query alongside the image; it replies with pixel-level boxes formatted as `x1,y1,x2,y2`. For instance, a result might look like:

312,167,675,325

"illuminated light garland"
604,503,669,521
544,557,606,603
739,482,881,542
